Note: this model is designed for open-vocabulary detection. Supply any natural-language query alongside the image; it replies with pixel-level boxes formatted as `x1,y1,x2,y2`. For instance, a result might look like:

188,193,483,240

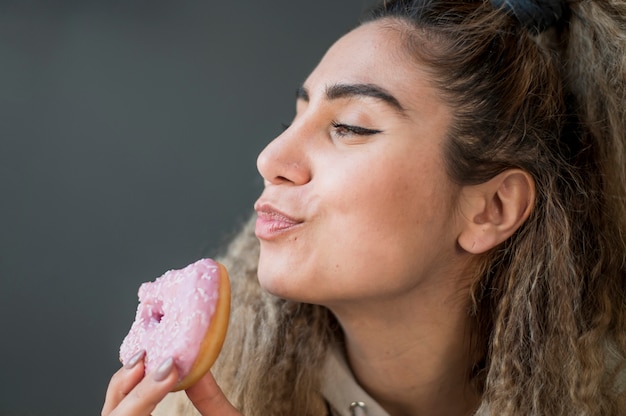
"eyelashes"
279,121,382,137
330,121,381,137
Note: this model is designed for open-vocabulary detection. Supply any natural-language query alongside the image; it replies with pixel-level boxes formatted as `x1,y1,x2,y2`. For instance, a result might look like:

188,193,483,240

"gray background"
0,1,373,414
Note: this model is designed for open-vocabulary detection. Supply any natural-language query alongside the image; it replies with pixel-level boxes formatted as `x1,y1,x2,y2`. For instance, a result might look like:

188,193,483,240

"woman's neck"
328,277,481,416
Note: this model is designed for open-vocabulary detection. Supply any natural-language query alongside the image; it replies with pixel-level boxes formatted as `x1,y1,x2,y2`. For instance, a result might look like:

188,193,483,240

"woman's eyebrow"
295,83,406,115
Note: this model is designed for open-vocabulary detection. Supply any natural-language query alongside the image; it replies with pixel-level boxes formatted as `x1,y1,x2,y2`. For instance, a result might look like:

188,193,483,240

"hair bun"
490,0,567,33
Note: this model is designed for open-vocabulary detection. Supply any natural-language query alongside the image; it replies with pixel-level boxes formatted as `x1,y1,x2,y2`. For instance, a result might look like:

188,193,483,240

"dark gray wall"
0,1,373,414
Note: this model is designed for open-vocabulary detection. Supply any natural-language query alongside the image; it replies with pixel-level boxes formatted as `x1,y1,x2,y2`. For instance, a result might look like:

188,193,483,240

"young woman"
103,0,626,415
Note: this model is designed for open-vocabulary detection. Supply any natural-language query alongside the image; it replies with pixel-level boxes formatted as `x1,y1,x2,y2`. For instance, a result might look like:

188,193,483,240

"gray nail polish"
124,350,145,369
153,357,174,381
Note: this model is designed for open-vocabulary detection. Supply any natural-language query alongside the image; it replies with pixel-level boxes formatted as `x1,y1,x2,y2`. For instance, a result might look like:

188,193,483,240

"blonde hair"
174,1,626,414
367,1,626,414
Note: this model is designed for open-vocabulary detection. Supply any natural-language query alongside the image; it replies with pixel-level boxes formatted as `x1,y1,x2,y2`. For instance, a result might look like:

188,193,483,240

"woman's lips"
254,203,303,240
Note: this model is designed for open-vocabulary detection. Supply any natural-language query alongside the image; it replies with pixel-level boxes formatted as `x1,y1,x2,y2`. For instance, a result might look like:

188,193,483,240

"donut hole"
141,301,164,328
151,310,164,324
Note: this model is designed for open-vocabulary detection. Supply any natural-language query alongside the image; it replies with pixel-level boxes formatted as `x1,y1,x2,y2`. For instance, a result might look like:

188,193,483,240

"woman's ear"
457,169,535,254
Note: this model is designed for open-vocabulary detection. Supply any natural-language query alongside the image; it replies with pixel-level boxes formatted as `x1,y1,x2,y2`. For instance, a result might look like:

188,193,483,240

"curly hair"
157,1,626,415
366,1,626,414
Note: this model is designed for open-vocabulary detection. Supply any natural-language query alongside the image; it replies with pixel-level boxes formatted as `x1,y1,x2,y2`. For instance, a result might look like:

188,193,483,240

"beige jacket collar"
322,345,391,416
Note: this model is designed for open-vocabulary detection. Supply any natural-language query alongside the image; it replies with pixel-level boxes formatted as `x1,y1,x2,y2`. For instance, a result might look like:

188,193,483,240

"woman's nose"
256,127,311,186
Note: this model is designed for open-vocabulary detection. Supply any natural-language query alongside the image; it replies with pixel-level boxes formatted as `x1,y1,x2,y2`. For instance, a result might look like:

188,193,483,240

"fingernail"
124,350,145,369
153,357,174,381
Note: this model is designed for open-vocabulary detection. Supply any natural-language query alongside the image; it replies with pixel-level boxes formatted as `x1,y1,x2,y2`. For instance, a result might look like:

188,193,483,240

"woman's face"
254,21,467,308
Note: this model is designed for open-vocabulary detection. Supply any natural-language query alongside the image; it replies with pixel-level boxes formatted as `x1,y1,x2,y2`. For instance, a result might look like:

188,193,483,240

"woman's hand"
102,351,179,416
102,350,242,416
185,371,242,415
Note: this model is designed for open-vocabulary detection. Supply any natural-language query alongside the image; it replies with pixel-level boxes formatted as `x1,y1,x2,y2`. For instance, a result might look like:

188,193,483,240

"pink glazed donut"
119,258,230,391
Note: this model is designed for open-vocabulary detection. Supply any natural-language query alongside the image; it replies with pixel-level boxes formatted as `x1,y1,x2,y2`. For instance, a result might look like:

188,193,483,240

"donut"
119,258,230,391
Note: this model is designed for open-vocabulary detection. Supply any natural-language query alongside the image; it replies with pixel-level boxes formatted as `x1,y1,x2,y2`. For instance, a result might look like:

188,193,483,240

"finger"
102,352,147,416
108,357,179,416
186,371,242,416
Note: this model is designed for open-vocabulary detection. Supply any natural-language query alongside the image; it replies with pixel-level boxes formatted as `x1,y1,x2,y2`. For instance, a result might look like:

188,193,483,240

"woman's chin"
257,249,301,298
257,266,316,304
257,261,291,296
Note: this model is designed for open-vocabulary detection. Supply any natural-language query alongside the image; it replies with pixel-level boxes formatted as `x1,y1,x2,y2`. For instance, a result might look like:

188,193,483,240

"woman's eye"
331,121,381,137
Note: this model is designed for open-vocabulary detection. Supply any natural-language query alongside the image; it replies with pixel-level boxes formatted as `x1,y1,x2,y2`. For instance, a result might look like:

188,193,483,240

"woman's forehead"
302,22,446,119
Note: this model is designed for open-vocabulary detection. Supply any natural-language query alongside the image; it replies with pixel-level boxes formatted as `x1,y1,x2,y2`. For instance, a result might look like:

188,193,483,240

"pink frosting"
119,258,221,378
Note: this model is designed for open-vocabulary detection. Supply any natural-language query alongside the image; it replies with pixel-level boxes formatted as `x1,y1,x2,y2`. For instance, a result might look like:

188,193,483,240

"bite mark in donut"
119,258,230,391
